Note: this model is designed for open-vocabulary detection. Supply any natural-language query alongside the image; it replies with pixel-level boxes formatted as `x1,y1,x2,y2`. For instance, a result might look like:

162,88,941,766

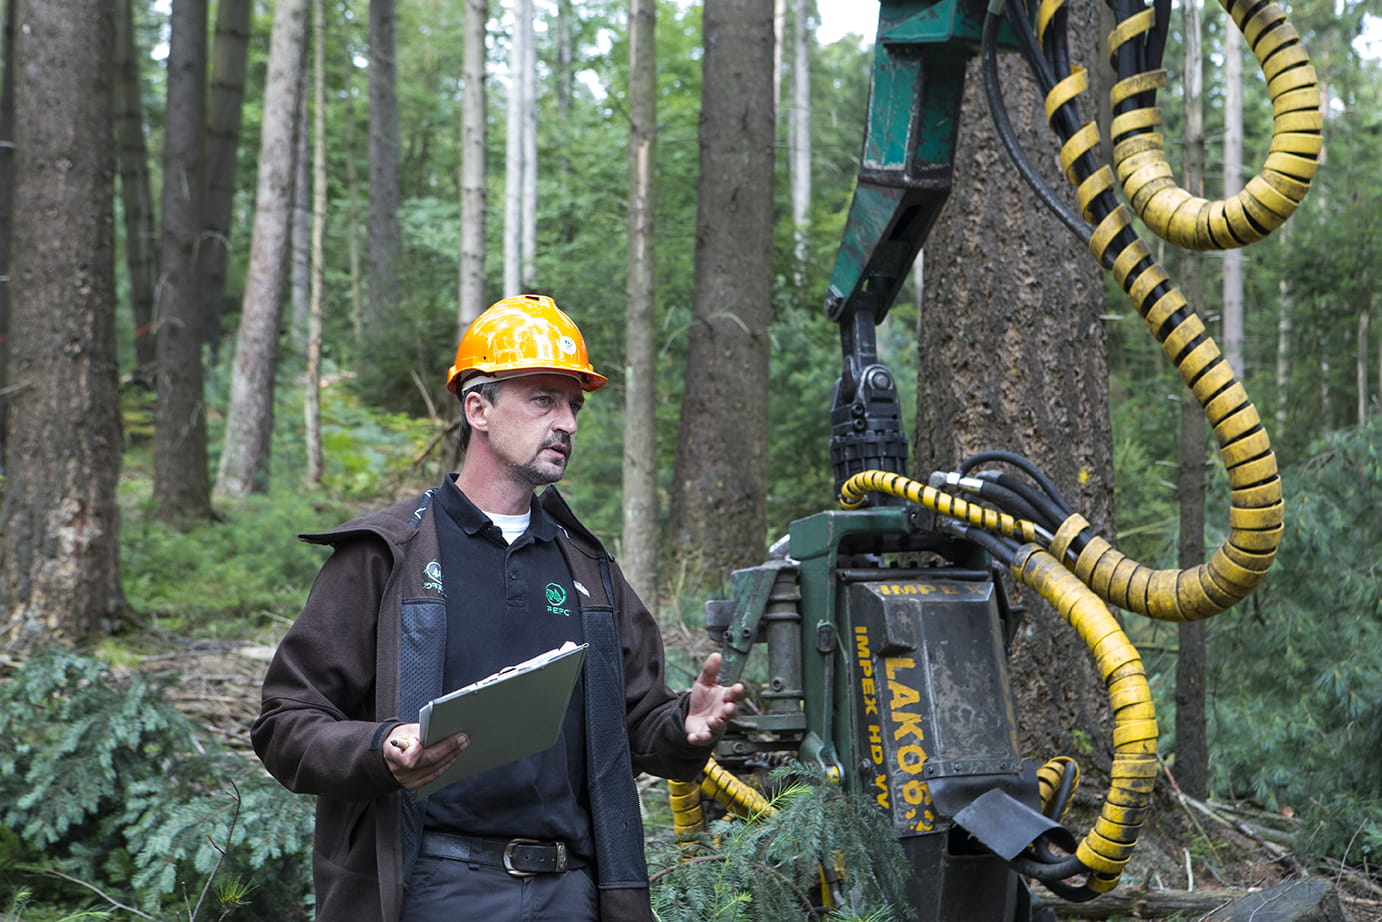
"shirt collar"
436,473,559,543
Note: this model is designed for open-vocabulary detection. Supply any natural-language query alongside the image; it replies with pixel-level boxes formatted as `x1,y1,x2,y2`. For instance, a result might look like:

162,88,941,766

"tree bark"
290,75,311,352
917,2,1115,767
1175,0,1209,801
667,0,776,581
306,0,326,486
366,0,400,342
1222,23,1244,377
1,0,123,654
622,0,658,609
114,0,158,384
457,0,487,338
153,0,214,524
520,2,537,291
216,0,309,497
199,0,252,365
0,0,15,465
503,0,531,297
788,0,810,283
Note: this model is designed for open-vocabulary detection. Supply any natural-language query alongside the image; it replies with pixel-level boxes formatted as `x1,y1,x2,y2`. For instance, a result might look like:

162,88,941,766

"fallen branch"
1033,884,1242,918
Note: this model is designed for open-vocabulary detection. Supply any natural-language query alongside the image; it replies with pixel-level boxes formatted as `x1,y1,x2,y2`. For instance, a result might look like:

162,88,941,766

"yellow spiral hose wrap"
668,755,777,843
1011,544,1158,893
1036,756,1080,822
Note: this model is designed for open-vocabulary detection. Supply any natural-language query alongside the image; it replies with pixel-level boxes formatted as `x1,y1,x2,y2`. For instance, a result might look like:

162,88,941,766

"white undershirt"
486,510,531,544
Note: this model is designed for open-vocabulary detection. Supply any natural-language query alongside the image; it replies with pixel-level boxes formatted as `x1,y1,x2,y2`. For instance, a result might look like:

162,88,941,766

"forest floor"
132,633,1382,922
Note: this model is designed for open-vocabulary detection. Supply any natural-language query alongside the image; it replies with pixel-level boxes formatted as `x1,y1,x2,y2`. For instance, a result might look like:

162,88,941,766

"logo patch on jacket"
545,582,571,617
423,560,445,596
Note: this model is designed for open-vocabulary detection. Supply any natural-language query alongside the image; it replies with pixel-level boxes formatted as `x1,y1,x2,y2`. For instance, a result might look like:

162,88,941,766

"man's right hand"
381,722,469,790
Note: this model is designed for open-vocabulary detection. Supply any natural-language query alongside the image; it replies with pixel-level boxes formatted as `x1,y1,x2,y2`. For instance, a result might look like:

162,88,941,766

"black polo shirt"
423,477,591,858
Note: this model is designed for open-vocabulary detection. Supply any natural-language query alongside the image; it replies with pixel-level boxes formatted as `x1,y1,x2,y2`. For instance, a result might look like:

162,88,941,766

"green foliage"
648,765,911,922
0,649,314,920
1204,421,1382,861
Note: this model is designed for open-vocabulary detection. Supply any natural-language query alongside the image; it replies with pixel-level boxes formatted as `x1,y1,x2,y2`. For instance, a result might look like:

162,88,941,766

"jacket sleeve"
612,560,717,781
251,536,403,801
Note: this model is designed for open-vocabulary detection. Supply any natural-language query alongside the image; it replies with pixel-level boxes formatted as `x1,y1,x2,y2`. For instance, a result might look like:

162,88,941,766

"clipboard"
415,641,588,797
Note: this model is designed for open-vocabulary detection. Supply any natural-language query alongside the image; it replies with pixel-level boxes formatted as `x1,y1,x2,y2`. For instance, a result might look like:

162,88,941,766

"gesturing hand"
685,652,745,745
381,722,470,791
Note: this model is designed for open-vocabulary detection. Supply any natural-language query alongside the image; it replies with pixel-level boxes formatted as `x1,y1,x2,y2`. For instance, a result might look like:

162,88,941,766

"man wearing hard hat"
254,295,743,922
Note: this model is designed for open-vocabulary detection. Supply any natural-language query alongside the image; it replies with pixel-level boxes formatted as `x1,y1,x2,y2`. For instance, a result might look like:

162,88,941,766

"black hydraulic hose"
1009,849,1087,883
972,477,1050,528
959,450,1076,516
976,470,1068,530
980,8,1093,246
945,520,1021,568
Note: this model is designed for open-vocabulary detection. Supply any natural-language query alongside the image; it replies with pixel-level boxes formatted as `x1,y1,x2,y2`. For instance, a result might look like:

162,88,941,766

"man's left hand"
685,652,745,745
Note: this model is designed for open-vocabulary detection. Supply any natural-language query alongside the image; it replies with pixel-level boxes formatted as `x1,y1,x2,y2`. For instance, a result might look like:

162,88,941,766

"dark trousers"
400,856,598,922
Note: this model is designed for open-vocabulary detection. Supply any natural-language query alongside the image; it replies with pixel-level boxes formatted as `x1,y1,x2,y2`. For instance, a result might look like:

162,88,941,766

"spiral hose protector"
1042,0,1322,250
1011,544,1159,893
668,756,777,842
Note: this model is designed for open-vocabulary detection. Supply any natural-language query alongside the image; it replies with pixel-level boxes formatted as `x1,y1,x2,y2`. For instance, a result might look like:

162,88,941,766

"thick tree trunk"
667,0,776,581
1,0,123,654
622,0,658,609
457,0,487,337
153,0,214,524
917,3,1115,768
114,0,158,384
199,0,252,365
366,0,400,342
216,0,309,497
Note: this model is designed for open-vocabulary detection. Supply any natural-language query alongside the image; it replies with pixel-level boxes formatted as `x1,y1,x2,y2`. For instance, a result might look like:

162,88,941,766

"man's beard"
510,437,570,487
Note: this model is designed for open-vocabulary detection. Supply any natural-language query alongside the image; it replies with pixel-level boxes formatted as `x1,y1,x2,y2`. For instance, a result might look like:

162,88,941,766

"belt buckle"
502,838,567,877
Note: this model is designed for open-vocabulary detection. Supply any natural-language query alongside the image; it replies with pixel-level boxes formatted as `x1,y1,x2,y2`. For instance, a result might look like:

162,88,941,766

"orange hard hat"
446,294,608,394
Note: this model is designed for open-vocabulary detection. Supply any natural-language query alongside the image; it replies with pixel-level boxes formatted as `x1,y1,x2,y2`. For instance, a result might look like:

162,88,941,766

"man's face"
477,374,585,487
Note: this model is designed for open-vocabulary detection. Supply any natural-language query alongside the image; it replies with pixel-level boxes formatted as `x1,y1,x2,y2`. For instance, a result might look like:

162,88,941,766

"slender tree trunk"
1276,274,1292,436
521,3,537,290
1222,23,1244,377
1,0,122,653
667,0,776,580
200,0,252,365
622,0,658,608
114,0,158,384
342,43,364,343
1358,310,1370,426
306,0,326,486
366,0,400,342
503,0,531,296
457,0,488,337
788,0,811,284
918,4,1114,767
1175,0,1208,800
0,0,16,468
290,79,311,352
216,0,309,497
154,0,214,524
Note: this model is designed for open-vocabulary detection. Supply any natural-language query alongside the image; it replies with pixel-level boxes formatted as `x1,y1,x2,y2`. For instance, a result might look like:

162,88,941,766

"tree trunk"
0,0,16,466
667,0,776,581
1222,23,1244,376
342,41,364,343
1276,273,1292,436
199,0,252,365
520,3,537,291
622,0,658,609
306,0,326,486
788,0,810,284
1174,0,1209,801
1,0,123,654
153,0,214,525
366,0,400,343
917,5,1115,768
503,0,531,296
114,0,158,384
290,77,311,352
457,0,487,338
1359,310,1370,426
215,0,309,497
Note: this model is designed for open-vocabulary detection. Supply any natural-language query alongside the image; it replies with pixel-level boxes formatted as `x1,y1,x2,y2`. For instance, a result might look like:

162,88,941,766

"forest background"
0,0,1380,919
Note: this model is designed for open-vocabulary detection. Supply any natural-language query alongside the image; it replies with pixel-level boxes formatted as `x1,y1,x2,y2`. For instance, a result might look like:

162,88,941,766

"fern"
648,763,911,922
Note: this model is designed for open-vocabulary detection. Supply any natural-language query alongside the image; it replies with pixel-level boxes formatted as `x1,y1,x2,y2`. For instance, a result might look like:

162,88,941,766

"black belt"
420,832,584,877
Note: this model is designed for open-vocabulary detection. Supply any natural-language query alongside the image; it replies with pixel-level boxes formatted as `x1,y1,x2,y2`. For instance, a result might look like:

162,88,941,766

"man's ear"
463,389,491,434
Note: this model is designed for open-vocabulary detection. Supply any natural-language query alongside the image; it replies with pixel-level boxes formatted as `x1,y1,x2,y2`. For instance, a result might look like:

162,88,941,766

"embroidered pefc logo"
423,560,445,596
545,582,571,617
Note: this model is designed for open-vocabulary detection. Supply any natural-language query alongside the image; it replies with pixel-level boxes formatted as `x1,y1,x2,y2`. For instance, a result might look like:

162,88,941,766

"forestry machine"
670,0,1320,918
